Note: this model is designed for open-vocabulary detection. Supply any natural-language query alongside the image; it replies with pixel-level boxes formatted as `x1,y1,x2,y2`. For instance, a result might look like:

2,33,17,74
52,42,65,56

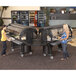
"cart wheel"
50,56,54,59
43,53,47,57
58,49,61,52
11,49,14,52
21,54,24,57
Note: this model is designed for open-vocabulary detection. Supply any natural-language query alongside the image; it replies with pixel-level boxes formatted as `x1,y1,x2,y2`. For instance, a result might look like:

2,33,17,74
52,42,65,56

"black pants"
43,45,47,54
1,41,7,55
47,44,52,55
43,44,52,56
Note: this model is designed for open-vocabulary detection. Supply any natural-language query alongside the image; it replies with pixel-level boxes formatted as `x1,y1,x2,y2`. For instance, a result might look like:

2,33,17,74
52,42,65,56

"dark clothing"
61,43,69,58
47,44,52,56
43,44,52,56
1,41,7,55
58,44,62,51
43,46,47,54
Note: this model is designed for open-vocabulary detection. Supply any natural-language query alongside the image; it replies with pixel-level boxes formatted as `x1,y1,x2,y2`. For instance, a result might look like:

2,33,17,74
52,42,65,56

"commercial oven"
39,24,72,59
6,23,37,57
6,23,72,58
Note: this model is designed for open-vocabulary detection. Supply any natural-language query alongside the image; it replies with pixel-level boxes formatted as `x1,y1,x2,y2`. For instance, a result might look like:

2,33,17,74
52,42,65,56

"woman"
60,24,69,60
1,25,8,56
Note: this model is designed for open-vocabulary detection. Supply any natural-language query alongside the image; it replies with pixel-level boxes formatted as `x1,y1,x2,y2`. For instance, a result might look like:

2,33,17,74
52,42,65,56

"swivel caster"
50,56,54,59
29,52,32,55
43,53,47,57
21,54,24,57
11,49,14,52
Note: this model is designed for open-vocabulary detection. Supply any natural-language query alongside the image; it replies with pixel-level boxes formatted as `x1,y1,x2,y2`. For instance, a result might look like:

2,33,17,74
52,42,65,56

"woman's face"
63,24,67,31
3,27,7,30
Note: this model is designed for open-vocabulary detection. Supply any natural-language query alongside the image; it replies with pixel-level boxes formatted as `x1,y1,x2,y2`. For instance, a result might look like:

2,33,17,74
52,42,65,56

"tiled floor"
0,29,76,70
0,41,76,70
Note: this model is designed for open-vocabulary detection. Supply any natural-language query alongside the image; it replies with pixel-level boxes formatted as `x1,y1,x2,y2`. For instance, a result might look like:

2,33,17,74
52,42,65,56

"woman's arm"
60,31,69,41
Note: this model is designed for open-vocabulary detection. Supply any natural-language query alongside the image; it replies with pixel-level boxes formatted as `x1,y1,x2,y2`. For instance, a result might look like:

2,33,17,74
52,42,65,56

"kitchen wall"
47,7,76,28
49,20,76,28
2,6,40,25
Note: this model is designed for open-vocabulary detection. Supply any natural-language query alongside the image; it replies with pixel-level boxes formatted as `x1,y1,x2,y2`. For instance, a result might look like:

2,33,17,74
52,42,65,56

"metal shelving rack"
20,11,29,26
11,11,20,24
38,11,46,27
11,11,29,26
11,10,46,27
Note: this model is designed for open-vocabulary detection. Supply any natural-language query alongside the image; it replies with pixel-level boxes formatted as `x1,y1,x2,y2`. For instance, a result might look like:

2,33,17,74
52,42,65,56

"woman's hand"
58,36,61,40
7,37,12,41
58,37,64,41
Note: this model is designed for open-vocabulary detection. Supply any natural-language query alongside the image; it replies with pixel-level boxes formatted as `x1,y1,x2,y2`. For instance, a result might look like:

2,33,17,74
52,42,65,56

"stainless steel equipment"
6,23,37,57
39,24,72,59
6,23,72,58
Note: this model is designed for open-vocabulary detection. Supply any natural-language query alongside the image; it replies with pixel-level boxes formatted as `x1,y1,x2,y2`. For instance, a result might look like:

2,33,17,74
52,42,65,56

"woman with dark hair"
1,25,8,56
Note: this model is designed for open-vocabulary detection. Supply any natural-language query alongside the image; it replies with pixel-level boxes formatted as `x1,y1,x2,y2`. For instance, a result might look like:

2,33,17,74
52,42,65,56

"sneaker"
61,58,66,61
66,57,69,60
29,52,32,55
2,54,6,56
